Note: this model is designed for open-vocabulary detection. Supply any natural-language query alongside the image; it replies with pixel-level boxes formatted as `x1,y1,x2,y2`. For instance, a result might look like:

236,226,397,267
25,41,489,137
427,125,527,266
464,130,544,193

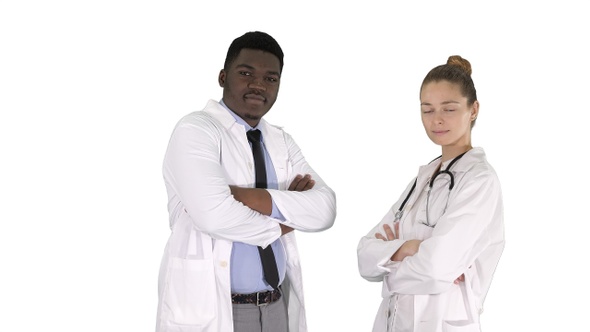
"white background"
1,1,588,331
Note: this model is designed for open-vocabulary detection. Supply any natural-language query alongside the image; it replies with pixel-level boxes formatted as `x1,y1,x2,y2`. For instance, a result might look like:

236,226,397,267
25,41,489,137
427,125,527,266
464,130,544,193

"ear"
470,100,480,121
218,69,226,87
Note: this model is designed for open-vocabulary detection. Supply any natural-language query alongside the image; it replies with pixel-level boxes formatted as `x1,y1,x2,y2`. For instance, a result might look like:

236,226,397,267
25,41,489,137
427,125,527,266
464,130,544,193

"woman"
357,56,505,332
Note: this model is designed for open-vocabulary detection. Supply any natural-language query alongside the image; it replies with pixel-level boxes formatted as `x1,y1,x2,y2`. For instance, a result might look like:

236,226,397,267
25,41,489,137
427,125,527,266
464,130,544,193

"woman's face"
420,80,478,148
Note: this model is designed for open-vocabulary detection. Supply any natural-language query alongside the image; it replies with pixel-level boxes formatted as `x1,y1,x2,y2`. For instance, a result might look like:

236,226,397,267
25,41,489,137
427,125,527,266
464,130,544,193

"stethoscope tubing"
394,151,468,226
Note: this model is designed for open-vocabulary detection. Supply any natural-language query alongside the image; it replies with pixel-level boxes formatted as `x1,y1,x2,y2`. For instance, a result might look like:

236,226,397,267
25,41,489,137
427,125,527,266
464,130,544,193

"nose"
248,78,266,91
433,111,444,125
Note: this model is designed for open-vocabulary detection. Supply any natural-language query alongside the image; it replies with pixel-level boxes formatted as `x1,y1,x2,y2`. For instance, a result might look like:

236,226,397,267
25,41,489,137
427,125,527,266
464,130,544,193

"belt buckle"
256,291,268,306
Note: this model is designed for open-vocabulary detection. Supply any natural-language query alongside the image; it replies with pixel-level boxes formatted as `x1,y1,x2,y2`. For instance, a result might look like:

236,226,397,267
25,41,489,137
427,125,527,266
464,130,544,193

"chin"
428,136,445,146
245,114,262,122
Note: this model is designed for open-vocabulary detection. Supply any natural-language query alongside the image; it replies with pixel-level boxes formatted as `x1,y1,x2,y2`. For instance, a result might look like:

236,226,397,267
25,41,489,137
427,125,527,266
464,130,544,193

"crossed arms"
230,174,315,236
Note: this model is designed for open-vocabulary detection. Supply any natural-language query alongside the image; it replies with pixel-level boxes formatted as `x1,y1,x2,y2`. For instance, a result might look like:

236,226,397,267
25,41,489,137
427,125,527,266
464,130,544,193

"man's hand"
229,174,314,234
288,174,314,191
277,174,314,235
280,223,294,235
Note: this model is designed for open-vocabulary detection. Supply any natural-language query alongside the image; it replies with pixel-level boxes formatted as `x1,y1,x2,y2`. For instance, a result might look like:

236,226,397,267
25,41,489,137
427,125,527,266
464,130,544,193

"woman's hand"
375,223,398,241
375,222,422,261
375,222,467,283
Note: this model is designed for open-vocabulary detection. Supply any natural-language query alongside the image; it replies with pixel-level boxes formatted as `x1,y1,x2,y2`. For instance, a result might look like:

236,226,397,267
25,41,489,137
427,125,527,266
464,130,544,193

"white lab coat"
357,148,504,332
156,100,336,332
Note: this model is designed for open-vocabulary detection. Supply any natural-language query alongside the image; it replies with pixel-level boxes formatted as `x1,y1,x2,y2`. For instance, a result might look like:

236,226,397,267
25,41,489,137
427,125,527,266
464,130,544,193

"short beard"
245,113,261,121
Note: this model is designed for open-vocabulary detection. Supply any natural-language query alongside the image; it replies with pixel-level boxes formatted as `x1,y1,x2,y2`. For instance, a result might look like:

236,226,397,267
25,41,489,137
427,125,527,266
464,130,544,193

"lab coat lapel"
259,121,288,190
402,162,440,216
203,100,259,186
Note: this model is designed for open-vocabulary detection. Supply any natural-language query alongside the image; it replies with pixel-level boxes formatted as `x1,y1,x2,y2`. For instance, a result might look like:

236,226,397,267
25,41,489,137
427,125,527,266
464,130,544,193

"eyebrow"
235,63,281,77
421,100,461,106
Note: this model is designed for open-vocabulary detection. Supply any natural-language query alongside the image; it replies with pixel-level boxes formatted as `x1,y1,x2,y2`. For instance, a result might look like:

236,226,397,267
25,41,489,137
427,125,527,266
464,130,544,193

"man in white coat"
155,31,336,332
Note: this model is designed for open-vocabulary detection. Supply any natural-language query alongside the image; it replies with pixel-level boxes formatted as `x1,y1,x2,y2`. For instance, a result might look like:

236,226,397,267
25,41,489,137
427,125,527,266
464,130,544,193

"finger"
288,175,303,191
394,222,400,239
454,274,465,284
303,179,315,191
280,224,294,235
295,174,312,191
383,224,395,241
375,233,386,241
293,179,306,191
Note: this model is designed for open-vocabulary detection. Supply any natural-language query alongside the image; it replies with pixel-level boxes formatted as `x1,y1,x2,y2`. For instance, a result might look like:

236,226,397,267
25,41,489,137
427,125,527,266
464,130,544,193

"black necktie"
246,129,280,290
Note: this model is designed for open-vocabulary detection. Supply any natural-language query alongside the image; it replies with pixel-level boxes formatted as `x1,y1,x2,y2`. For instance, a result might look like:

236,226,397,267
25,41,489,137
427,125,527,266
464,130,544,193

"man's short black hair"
223,31,284,72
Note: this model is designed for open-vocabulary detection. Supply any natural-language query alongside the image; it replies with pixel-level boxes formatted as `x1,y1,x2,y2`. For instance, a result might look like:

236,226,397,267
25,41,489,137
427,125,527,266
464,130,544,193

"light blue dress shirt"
220,100,287,293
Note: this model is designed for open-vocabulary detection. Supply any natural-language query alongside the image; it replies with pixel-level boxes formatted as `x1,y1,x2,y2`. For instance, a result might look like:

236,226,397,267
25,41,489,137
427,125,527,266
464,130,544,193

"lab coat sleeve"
387,170,503,295
163,115,281,248
266,132,336,232
356,180,416,282
356,208,405,282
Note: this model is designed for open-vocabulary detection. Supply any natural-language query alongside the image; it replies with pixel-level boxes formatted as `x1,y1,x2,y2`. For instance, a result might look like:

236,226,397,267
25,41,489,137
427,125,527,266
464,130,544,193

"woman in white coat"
357,56,505,332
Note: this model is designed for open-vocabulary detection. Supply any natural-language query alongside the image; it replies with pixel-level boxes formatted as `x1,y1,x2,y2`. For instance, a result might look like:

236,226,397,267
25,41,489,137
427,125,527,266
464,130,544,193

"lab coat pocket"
163,257,216,326
442,278,480,332
442,321,480,332
414,207,434,240
416,320,479,332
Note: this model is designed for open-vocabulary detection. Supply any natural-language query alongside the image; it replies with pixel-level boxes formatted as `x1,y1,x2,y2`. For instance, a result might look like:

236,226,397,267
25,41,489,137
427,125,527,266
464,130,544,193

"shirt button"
219,261,228,268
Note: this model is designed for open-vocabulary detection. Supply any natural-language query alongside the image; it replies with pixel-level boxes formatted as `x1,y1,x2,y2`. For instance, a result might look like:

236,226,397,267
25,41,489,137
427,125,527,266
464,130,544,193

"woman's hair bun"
447,55,472,76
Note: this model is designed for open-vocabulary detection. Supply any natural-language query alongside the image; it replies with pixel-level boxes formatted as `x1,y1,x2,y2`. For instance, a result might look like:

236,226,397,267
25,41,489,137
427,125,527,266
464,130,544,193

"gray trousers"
232,294,288,332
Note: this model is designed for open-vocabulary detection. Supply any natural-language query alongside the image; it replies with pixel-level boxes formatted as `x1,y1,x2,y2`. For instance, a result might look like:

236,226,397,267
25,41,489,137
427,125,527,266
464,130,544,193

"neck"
441,144,472,163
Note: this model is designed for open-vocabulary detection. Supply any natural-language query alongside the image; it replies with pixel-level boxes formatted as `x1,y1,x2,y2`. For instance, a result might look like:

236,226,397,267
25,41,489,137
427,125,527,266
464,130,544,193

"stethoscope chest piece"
395,151,468,228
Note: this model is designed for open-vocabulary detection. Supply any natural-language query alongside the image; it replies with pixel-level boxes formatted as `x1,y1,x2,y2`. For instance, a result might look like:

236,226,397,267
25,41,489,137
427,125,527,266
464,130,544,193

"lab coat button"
219,261,228,268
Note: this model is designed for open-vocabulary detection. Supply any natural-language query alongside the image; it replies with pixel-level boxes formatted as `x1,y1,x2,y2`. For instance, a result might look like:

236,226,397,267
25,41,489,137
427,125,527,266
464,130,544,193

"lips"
244,93,266,103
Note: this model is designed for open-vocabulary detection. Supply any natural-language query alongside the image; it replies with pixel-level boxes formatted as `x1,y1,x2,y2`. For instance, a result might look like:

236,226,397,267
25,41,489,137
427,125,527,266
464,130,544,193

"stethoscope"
394,151,468,228
385,151,468,330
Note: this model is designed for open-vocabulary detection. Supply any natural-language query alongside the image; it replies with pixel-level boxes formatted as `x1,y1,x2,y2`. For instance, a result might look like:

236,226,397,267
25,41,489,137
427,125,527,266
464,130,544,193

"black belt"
231,288,281,306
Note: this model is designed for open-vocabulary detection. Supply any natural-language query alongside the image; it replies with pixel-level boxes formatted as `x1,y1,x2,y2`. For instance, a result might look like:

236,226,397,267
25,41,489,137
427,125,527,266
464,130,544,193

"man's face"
218,49,281,127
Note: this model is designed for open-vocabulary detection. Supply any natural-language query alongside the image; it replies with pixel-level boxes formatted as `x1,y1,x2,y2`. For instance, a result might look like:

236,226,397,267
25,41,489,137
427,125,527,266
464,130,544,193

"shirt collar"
220,99,258,131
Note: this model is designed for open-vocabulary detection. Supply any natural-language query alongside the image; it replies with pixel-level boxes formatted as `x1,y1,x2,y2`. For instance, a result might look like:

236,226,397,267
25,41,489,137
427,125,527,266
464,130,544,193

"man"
155,31,336,332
